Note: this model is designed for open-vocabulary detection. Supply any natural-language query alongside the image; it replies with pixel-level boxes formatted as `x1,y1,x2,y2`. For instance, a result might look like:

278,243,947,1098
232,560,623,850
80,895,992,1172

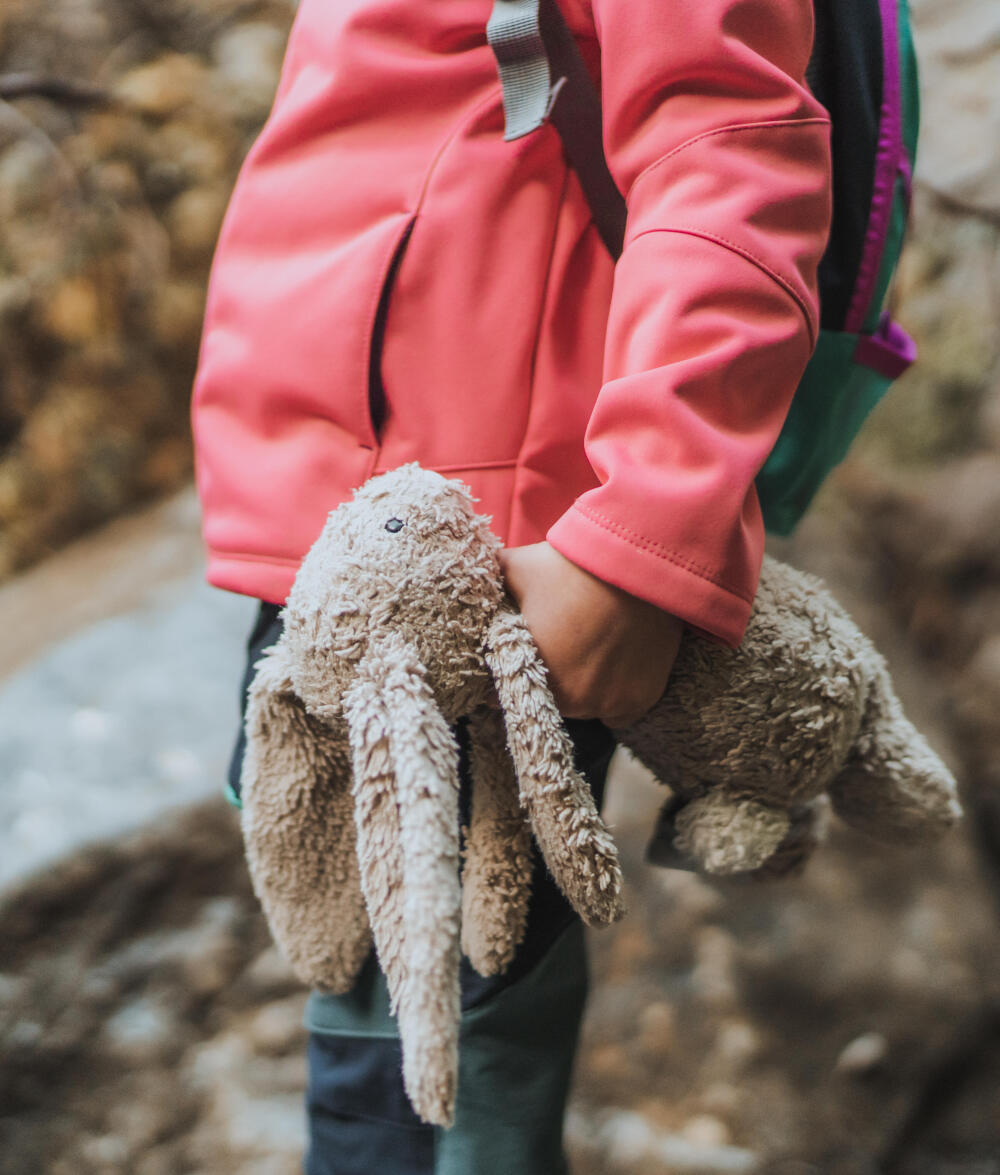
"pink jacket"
191,0,832,647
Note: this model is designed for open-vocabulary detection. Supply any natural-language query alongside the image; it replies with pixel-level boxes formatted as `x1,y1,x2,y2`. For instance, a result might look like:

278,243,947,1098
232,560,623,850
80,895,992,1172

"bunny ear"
461,705,533,977
241,640,371,993
483,609,626,927
344,637,463,1128
342,662,409,1014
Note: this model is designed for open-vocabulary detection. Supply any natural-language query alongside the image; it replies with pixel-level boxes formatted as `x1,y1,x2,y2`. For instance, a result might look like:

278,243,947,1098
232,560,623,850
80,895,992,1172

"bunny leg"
241,641,371,993
461,705,534,977
345,639,464,1128
828,658,962,842
668,792,792,875
658,792,827,878
483,609,625,927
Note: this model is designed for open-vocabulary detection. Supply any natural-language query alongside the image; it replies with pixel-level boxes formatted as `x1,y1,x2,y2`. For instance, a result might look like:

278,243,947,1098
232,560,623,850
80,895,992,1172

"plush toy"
240,463,625,1126
239,464,960,1127
626,552,962,879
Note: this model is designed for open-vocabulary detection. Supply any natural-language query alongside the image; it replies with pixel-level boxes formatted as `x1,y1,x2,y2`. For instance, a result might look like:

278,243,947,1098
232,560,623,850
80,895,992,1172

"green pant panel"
435,921,588,1174
305,921,590,1175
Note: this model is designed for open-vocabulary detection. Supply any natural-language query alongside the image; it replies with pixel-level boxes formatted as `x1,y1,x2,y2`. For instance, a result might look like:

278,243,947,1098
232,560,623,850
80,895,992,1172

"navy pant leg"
305,1034,436,1175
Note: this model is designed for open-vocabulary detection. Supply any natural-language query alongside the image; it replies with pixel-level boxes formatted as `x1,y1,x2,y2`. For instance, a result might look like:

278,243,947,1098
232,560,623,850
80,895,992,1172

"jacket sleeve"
545,0,832,647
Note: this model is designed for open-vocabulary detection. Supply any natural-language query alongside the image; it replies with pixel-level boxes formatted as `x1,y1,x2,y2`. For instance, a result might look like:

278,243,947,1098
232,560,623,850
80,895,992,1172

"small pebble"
834,1031,888,1075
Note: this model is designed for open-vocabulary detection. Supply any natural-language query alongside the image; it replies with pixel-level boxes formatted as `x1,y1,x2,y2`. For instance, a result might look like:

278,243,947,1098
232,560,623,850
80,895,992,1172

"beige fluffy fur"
617,554,962,878
240,464,624,1126
240,464,961,1125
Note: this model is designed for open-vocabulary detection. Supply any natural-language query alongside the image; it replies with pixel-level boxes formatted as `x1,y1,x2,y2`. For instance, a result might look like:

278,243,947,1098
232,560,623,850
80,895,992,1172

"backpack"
486,0,920,534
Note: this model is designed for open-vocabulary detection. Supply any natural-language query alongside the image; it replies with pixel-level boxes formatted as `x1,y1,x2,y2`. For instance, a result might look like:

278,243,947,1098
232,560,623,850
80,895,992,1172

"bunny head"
282,464,505,722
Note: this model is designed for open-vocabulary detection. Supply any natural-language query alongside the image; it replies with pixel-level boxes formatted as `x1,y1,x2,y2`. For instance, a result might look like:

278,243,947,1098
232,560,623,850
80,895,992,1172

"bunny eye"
384,517,405,533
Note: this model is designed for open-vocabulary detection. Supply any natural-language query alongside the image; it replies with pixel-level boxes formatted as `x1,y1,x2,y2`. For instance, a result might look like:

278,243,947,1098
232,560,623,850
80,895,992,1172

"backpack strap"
486,0,555,140
487,0,627,257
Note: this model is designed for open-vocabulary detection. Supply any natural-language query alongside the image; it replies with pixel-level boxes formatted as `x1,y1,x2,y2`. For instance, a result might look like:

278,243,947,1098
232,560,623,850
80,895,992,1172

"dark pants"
229,602,617,1175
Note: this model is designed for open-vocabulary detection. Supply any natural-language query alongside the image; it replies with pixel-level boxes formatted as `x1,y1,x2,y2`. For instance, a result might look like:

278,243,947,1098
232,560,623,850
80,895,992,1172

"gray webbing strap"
487,0,627,258
486,0,557,140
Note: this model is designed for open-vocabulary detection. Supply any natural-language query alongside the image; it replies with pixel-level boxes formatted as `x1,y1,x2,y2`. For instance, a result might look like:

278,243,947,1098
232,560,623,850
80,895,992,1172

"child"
191,0,832,1167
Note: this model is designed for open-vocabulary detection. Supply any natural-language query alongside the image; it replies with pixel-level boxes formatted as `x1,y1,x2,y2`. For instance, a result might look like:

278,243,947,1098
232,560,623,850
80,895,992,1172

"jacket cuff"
547,502,753,648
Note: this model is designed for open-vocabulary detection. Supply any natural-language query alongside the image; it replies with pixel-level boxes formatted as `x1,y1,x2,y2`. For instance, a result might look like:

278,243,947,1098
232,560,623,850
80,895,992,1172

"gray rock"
103,995,179,1063
834,1032,889,1075
598,1109,760,1173
0,495,254,894
247,995,308,1056
240,946,300,1000
912,0,1000,206
213,22,287,121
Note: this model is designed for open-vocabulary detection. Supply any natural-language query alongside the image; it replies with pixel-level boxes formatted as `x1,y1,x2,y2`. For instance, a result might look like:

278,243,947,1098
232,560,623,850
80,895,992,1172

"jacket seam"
624,116,832,204
209,549,301,567
625,224,817,347
572,501,753,602
415,85,507,209
511,157,575,515
438,458,517,472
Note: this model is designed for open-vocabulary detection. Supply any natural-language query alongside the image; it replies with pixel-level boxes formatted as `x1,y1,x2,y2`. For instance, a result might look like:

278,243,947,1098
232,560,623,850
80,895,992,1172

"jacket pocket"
365,216,417,446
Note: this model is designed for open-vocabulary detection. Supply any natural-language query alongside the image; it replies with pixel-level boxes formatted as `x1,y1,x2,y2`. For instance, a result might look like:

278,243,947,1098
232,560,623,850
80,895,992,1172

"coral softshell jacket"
191,0,833,647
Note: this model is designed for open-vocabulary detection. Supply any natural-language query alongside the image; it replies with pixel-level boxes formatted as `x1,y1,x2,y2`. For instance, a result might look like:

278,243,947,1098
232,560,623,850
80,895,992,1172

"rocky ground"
1,489,999,1174
1,0,999,1170
0,802,306,1175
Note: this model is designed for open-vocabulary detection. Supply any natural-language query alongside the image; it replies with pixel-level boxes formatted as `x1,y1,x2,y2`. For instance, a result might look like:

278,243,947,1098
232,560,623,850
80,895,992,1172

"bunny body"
616,555,962,877
241,464,960,1126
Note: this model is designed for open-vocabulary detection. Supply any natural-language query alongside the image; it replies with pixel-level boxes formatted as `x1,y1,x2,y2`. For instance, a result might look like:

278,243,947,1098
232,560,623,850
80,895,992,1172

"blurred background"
0,0,998,1171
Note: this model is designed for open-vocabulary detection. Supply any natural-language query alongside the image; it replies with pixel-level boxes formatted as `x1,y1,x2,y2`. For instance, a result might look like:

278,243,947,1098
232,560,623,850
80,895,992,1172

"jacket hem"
546,504,752,648
206,550,299,605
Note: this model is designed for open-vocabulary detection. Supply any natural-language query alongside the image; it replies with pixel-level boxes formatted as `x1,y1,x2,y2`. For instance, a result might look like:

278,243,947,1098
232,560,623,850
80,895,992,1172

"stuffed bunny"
240,463,961,1126
239,463,624,1126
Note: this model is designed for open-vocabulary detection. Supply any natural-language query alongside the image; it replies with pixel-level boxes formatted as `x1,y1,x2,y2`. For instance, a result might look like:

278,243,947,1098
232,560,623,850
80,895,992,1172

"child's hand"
499,542,683,727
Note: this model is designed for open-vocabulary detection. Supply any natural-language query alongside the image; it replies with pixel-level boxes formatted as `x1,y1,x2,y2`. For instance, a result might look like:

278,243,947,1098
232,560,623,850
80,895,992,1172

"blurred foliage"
0,0,296,580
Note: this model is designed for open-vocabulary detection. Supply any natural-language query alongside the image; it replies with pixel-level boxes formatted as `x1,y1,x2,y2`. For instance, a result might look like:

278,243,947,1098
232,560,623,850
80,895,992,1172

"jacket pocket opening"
367,219,416,444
